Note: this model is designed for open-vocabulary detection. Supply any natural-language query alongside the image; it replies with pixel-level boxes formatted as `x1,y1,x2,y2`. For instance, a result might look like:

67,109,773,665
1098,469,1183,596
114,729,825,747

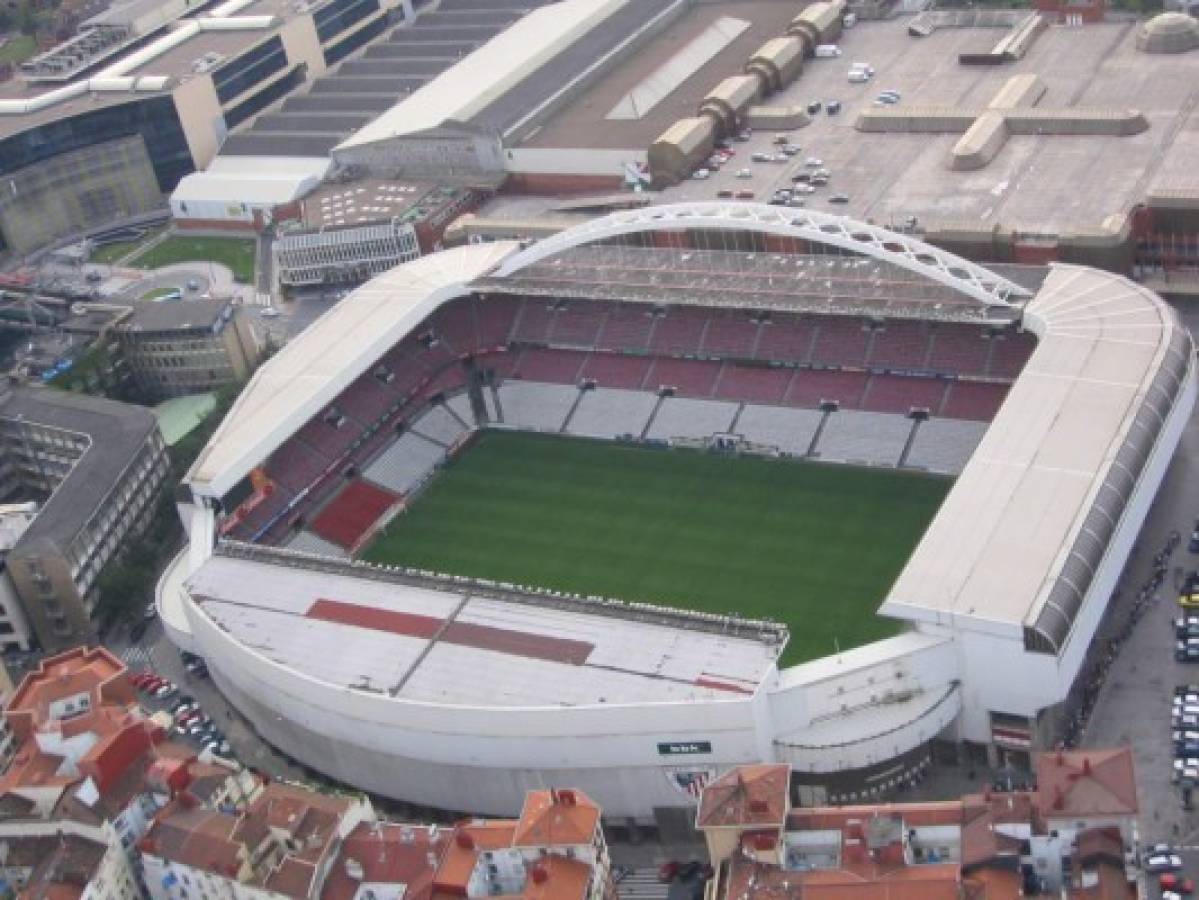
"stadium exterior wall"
183,596,771,819
951,321,1196,745
768,632,961,772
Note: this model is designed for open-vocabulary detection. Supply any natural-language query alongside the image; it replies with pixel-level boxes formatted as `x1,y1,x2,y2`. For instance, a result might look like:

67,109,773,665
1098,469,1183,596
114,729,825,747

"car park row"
130,655,233,760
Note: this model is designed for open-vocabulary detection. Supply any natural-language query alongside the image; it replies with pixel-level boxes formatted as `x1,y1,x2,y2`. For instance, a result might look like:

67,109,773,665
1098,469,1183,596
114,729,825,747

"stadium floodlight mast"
494,202,1032,309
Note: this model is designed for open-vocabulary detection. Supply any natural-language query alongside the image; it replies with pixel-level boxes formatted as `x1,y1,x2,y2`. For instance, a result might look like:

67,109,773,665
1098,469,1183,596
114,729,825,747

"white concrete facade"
162,209,1193,821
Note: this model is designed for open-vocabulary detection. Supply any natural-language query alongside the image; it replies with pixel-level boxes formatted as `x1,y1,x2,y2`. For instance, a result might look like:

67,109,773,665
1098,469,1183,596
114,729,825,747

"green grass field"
363,431,952,666
129,236,256,283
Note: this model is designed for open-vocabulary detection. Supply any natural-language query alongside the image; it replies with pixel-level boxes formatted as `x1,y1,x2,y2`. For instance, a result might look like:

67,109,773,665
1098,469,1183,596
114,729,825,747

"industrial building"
113,299,264,400
0,0,411,256
0,387,170,651
158,205,1191,823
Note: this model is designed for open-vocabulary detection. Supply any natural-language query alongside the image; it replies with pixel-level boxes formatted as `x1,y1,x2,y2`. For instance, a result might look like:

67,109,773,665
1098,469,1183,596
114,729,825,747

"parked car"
805,157,824,168
735,129,752,141
205,740,233,757
791,172,812,183
828,194,850,204
807,101,822,115
751,152,771,163
154,683,177,699
1178,645,1199,663
1190,521,1199,552
786,197,806,208
735,168,752,179
716,189,734,199
735,190,755,200
826,100,842,115
793,184,816,195
773,135,789,146
691,168,711,180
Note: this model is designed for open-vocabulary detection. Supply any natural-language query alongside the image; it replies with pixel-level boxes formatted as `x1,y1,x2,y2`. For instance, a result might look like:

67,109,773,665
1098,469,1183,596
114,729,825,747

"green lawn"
129,236,256,283
0,35,37,65
363,431,952,666
140,286,181,301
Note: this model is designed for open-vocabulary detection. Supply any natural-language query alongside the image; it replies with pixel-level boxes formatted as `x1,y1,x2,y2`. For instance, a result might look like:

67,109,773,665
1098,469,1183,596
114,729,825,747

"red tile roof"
1035,748,1138,819
696,765,789,829
513,790,600,847
322,823,450,900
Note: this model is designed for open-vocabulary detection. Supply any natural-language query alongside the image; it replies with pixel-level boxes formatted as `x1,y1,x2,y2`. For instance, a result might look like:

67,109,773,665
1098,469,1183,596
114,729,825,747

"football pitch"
363,431,952,666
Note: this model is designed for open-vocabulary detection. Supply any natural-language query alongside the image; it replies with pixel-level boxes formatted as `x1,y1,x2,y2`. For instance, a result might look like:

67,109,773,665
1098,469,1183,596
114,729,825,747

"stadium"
159,204,1194,823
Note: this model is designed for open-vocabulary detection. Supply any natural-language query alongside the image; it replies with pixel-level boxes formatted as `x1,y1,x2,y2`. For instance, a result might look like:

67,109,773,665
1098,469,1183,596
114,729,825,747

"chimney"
749,799,768,814
456,830,475,850
558,790,576,807
1082,758,1092,776
531,867,549,885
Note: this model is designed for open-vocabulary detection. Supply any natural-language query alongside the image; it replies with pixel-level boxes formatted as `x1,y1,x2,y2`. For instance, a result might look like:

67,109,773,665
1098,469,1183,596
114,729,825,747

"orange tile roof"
696,765,789,829
6,647,129,740
435,822,518,892
523,855,593,900
322,823,450,900
513,790,600,847
1035,749,1138,819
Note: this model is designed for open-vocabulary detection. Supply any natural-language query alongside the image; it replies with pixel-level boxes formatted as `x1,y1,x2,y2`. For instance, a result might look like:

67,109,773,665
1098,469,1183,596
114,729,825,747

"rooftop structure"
881,264,1191,653
142,783,612,900
0,0,405,256
184,549,780,706
698,757,1139,900
216,0,559,161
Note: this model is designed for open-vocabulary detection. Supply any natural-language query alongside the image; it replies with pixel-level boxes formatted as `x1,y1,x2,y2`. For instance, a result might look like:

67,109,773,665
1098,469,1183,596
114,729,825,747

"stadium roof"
186,241,517,498
881,264,1190,649
335,0,629,151
185,551,777,706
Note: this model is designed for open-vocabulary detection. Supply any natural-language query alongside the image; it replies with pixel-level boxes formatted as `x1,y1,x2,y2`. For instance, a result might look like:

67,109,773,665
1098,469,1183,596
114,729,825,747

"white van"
815,44,842,58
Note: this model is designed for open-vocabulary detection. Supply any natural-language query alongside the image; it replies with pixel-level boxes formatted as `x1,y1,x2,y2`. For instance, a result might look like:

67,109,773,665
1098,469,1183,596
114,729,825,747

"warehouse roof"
171,156,331,210
187,241,518,497
336,0,629,150
185,551,778,706
881,264,1191,650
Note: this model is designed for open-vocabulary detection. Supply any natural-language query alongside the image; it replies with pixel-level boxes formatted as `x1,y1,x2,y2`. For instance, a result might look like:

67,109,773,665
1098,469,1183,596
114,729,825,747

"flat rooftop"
1,386,161,554
0,0,305,141
881,264,1188,643
187,551,779,706
518,0,798,152
300,179,442,229
654,17,1199,234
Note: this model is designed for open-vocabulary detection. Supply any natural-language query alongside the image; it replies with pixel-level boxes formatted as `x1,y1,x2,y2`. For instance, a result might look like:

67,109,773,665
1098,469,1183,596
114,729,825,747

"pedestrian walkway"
616,868,669,900
121,642,155,669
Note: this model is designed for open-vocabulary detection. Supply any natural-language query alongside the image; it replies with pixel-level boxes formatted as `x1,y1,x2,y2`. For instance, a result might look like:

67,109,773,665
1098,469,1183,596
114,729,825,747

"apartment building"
696,757,1139,900
0,387,170,650
0,647,253,899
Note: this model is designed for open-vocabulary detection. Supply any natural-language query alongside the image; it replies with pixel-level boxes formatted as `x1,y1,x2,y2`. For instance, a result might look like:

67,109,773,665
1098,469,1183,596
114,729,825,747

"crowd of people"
1059,529,1181,749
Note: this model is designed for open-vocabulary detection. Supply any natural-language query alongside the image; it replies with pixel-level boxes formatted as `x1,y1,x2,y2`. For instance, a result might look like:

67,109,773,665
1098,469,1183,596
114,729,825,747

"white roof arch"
493,202,1032,307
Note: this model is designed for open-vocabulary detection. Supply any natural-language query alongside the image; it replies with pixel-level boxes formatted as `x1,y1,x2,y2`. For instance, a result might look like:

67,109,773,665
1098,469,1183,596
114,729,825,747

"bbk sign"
657,741,712,756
